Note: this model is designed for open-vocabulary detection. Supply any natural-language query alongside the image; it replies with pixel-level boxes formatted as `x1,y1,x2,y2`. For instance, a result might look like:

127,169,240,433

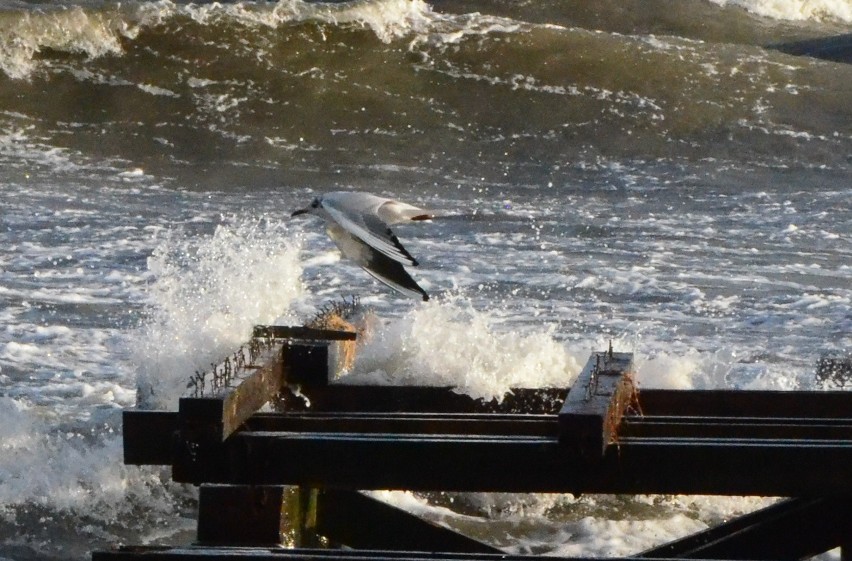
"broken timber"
113,325,852,561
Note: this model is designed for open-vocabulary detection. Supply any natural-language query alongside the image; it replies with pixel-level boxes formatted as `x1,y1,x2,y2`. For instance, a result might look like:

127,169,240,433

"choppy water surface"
0,0,850,558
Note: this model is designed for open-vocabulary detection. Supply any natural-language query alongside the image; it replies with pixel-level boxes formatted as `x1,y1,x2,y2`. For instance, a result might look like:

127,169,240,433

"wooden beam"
315,489,501,553
245,412,558,438
172,429,852,495
281,341,334,386
173,341,286,482
92,546,687,561
277,385,568,414
178,342,285,444
253,325,357,341
640,496,852,559
558,350,634,459
122,410,176,465
637,389,852,418
620,415,852,440
196,485,289,546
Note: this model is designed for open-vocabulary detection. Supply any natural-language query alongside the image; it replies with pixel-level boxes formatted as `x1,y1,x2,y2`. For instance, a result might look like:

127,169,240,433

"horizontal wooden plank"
277,385,568,414
92,546,688,561
245,412,558,437
254,325,357,341
621,415,852,440
637,389,852,418
168,429,852,495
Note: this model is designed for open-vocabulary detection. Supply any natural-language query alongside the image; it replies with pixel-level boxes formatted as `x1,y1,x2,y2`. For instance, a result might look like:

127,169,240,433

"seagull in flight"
292,191,433,301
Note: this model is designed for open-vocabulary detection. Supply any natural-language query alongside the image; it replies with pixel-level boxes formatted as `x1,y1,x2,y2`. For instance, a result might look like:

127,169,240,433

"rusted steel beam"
558,350,635,459
640,496,852,559
315,489,501,553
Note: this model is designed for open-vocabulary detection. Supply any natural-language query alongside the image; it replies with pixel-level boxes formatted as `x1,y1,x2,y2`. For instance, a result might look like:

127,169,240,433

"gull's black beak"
291,208,309,217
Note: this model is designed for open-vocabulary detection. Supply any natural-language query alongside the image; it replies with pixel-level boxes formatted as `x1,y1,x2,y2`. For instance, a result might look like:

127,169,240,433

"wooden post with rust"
558,347,635,459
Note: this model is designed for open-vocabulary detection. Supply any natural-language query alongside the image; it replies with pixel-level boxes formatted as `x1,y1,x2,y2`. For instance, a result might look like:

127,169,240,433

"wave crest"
708,0,852,23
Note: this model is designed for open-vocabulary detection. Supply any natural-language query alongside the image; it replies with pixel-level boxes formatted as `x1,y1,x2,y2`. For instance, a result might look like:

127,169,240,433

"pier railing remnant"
110,324,852,561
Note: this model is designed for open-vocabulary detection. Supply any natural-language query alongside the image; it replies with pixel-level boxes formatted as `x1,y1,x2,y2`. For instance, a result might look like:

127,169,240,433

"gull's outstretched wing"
326,223,429,301
322,193,422,266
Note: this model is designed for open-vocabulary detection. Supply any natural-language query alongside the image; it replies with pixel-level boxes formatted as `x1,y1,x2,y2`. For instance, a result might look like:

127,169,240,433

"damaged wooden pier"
99,326,852,561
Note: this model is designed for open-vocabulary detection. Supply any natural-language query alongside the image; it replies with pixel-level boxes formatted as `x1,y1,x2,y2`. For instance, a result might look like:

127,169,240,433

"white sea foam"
341,296,583,400
0,5,150,80
371,490,781,556
135,217,304,410
707,0,852,22
0,0,519,79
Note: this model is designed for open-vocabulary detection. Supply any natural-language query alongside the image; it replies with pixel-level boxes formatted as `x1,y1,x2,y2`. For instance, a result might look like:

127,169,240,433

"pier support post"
197,485,289,546
558,348,635,459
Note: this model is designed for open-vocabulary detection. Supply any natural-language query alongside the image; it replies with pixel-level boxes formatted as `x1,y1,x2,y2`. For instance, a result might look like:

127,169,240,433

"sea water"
0,0,850,558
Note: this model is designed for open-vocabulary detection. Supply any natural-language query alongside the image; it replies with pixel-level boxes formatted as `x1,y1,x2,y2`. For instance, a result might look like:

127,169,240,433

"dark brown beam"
170,429,852,496
620,415,852,440
559,351,634,459
245,412,558,437
92,546,690,561
637,389,852,418
277,385,568,414
122,410,177,465
253,325,357,341
178,342,286,443
196,485,289,546
640,496,852,559
314,489,501,553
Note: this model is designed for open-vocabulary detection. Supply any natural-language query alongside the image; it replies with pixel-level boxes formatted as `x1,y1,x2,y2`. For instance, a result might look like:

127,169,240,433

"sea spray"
135,216,304,410
0,396,195,559
342,295,583,400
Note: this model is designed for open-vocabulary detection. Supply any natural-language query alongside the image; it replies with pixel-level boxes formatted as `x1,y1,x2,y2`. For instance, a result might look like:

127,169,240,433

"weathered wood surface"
179,342,285,444
558,350,634,458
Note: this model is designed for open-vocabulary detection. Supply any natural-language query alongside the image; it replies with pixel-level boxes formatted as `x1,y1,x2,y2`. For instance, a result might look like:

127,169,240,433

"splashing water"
135,216,304,410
